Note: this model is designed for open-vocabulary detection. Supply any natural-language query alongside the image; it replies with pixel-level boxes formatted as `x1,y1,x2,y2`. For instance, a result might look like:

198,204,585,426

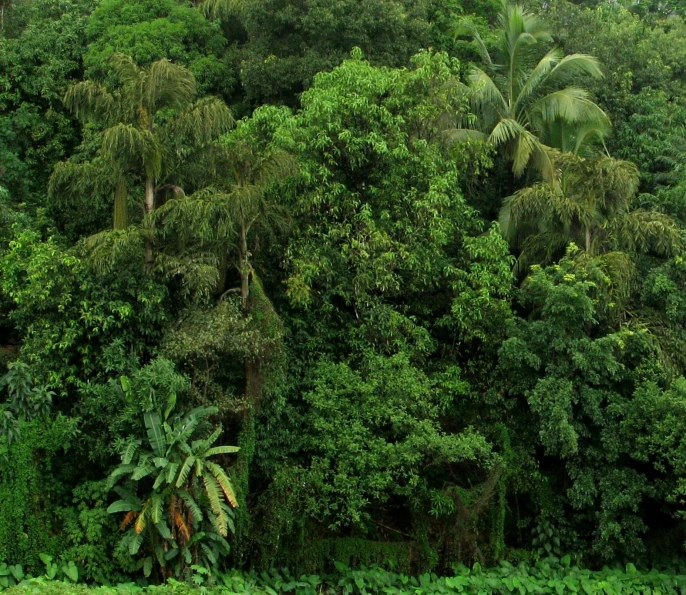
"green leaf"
10,565,23,581
164,392,177,420
205,445,240,457
156,521,172,540
143,557,153,578
107,499,139,514
129,532,144,555
144,411,166,456
62,562,78,583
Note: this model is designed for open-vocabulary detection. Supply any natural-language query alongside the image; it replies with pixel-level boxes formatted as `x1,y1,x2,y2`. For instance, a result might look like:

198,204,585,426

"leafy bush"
4,559,686,594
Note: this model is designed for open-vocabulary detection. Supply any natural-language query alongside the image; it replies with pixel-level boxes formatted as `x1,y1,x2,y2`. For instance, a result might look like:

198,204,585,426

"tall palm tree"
462,2,608,179
500,153,682,273
50,53,234,267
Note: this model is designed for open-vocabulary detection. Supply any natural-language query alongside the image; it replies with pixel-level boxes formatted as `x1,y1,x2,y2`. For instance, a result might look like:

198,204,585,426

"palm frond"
514,48,564,114
488,117,528,147
200,0,247,18
538,53,604,91
469,68,508,116
531,87,607,125
144,59,197,114
82,227,146,275
64,81,117,124
110,53,143,99
609,210,682,256
169,97,234,145
101,124,162,178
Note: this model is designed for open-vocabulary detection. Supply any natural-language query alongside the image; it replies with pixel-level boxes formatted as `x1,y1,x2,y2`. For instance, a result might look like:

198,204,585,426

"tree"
242,51,514,562
156,124,296,306
498,252,681,560
226,0,436,107
461,2,607,178
84,0,235,98
500,153,682,274
50,53,233,266
0,0,96,202
538,0,686,193
108,400,239,579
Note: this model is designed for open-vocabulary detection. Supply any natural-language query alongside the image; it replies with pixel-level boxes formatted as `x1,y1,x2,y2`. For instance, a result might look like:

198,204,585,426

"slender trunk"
216,243,229,296
113,176,128,230
585,226,591,253
144,176,155,270
235,225,258,565
239,225,249,312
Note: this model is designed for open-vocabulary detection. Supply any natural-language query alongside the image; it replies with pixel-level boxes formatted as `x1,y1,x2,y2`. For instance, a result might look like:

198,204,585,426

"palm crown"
500,153,682,273
51,53,233,257
465,2,608,178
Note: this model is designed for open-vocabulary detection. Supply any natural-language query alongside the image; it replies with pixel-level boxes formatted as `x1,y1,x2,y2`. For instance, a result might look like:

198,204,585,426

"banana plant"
107,394,239,579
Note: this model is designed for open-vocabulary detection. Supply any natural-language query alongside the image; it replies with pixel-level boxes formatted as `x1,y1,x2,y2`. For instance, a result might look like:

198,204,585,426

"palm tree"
198,0,246,18
50,53,234,267
461,2,608,179
108,403,239,579
500,153,682,273
154,134,297,307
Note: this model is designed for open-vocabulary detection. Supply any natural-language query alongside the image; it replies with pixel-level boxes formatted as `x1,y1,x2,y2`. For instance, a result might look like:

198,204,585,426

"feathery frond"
459,2,606,178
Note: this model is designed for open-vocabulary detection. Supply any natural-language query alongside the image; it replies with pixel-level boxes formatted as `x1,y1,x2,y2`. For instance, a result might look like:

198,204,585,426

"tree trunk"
238,225,262,411
239,225,249,312
113,176,128,230
216,244,229,296
585,226,591,253
144,176,155,270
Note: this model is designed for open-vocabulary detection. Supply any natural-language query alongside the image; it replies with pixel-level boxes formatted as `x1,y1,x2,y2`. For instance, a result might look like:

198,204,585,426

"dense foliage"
5,559,686,594
2,0,686,585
